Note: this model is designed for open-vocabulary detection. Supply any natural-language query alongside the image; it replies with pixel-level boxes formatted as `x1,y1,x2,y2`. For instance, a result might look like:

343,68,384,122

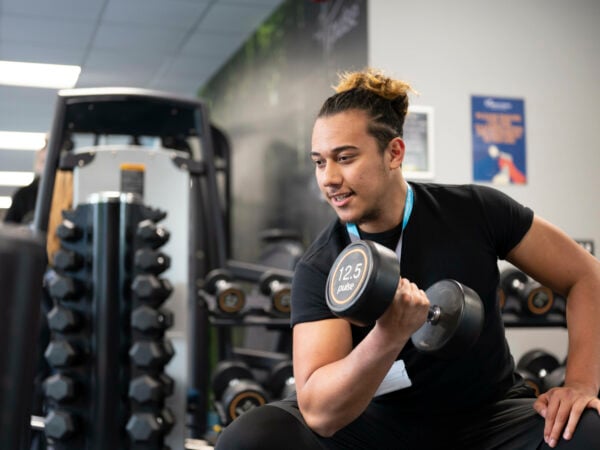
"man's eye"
312,159,324,167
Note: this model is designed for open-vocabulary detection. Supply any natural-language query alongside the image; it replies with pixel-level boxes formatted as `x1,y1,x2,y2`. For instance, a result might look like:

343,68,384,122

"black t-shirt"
291,182,534,413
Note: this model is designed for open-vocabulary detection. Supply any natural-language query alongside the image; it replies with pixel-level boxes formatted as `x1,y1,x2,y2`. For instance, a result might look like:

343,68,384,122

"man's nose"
321,162,342,186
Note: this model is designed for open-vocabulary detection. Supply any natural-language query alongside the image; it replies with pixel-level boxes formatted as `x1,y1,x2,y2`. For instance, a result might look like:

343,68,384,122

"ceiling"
0,0,284,205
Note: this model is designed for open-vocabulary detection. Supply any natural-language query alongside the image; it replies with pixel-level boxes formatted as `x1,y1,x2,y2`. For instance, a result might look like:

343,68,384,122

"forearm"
299,324,409,437
564,278,600,393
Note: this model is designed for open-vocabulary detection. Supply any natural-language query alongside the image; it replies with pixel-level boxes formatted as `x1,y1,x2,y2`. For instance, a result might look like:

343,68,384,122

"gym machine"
0,225,47,450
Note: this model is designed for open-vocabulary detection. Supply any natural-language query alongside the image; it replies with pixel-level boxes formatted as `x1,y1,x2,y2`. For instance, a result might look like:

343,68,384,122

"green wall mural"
201,0,368,263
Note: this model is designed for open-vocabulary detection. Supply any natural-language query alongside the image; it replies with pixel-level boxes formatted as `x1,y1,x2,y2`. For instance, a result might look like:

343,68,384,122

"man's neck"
357,179,409,234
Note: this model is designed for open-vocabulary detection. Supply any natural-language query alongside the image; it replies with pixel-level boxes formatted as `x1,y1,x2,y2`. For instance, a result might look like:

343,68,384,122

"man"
4,137,47,224
215,69,600,449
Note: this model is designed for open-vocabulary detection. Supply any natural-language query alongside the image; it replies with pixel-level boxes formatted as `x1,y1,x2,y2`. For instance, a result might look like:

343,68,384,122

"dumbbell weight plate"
222,380,268,424
206,269,246,314
326,240,400,326
542,365,565,392
268,360,295,399
259,272,292,315
411,280,484,358
211,361,254,400
516,368,543,396
527,286,554,315
500,268,529,296
517,349,560,380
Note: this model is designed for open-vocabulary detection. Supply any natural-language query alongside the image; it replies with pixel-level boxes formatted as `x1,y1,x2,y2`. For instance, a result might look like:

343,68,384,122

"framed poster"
403,105,434,179
472,96,527,184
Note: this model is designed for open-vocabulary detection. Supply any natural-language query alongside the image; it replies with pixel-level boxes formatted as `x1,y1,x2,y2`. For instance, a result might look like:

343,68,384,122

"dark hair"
318,68,414,151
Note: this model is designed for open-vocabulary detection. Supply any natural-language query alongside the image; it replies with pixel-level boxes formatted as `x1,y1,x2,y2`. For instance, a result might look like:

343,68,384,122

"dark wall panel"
201,0,368,263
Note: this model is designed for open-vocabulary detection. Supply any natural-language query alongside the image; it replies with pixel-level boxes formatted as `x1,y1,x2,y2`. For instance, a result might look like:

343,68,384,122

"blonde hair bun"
335,68,414,101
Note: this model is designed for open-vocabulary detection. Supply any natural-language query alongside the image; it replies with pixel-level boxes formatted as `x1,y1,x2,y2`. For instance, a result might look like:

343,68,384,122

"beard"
340,203,383,227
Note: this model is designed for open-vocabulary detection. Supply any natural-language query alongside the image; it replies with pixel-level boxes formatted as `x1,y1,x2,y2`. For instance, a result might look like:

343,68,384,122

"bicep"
292,318,353,391
507,215,599,295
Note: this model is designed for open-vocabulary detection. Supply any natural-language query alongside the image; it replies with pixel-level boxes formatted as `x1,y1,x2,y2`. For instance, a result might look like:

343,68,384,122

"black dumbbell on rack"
259,271,292,317
211,360,268,425
517,349,561,395
205,269,247,315
267,360,296,400
500,268,555,317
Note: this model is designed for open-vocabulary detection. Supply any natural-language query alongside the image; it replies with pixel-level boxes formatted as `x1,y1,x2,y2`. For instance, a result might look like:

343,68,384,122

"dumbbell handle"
31,415,45,431
427,305,442,325
215,279,230,290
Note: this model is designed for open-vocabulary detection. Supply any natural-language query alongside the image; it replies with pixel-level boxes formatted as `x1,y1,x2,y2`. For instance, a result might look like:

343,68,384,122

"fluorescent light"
0,171,35,187
0,131,47,150
0,196,12,209
0,60,80,89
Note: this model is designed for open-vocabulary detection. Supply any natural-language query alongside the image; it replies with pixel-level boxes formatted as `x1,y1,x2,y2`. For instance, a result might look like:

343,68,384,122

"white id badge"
374,359,412,397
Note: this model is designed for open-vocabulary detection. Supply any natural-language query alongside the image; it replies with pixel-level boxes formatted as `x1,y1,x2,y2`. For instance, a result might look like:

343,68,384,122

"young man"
4,136,47,224
215,69,600,449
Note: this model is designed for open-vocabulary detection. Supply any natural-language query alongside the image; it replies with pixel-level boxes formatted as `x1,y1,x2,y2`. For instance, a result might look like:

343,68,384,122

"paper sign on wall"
472,96,527,185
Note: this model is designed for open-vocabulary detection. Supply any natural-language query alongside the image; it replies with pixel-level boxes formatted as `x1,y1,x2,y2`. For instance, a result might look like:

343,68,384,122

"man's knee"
214,404,323,450
546,409,600,449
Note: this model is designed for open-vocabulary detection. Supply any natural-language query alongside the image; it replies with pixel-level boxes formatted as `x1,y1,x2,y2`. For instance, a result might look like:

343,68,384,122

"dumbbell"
497,269,524,316
126,408,174,442
543,365,566,392
44,374,76,403
129,340,175,369
48,275,82,301
53,249,84,271
131,305,173,335
515,368,543,396
137,219,170,249
44,340,79,368
500,268,555,316
44,410,77,441
267,360,296,400
517,349,560,385
47,305,81,332
211,360,268,425
259,271,292,316
56,219,82,242
135,248,171,275
131,274,173,307
205,269,246,315
129,374,173,404
325,240,484,358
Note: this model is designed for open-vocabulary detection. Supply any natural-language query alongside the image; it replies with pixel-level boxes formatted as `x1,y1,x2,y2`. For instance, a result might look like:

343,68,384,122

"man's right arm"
292,278,429,437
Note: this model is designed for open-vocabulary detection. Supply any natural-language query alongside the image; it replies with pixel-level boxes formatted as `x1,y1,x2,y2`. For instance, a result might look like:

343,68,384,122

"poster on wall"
471,95,527,184
403,105,434,179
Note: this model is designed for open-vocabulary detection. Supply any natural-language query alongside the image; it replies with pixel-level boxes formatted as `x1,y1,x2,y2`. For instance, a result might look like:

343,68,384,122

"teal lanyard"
346,183,414,260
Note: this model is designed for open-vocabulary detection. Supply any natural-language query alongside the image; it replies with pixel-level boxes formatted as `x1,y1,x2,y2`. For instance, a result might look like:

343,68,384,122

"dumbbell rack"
44,193,175,449
501,313,566,328
200,260,296,430
499,267,569,399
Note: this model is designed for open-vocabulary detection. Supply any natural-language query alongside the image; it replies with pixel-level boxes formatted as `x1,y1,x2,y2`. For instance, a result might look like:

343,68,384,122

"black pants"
214,395,600,450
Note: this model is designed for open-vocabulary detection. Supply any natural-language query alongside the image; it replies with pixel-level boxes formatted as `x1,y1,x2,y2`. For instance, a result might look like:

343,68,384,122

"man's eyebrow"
310,145,359,157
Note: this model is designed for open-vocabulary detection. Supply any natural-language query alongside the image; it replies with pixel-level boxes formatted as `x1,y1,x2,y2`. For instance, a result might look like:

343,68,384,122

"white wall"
368,0,600,363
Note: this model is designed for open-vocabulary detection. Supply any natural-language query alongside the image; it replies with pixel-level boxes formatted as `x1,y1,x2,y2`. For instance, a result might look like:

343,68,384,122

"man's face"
311,109,400,231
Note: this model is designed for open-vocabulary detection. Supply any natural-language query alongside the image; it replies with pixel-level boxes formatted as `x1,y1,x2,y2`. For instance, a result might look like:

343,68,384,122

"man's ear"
388,137,405,169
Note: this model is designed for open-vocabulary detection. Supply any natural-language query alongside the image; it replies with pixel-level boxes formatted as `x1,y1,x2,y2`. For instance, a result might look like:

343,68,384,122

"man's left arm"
507,215,600,448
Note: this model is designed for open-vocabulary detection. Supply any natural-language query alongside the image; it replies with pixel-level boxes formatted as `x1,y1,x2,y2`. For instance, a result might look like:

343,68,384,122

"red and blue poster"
472,96,527,184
